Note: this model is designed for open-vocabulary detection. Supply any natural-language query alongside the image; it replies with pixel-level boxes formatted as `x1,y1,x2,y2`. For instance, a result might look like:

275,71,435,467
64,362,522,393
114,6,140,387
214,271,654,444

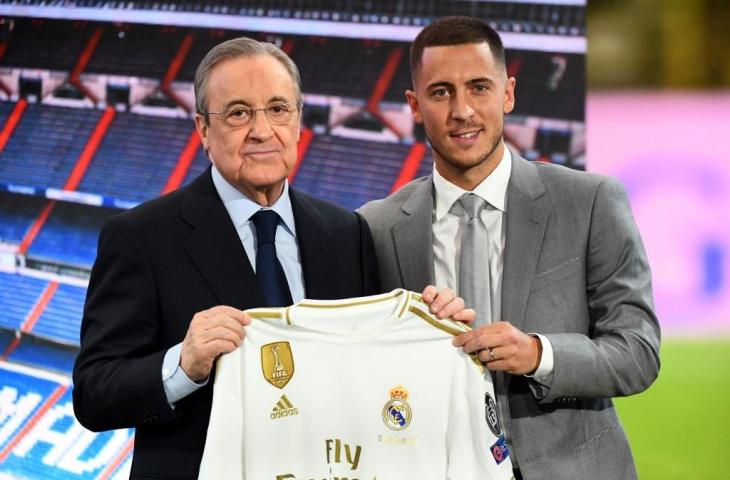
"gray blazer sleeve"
541,177,660,403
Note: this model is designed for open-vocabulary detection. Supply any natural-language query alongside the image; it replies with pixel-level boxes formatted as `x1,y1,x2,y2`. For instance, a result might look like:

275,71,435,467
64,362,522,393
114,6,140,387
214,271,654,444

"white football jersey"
199,289,513,480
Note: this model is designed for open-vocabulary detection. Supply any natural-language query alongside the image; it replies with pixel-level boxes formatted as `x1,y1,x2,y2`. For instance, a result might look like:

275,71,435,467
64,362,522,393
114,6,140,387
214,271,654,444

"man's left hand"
421,285,476,324
453,321,542,375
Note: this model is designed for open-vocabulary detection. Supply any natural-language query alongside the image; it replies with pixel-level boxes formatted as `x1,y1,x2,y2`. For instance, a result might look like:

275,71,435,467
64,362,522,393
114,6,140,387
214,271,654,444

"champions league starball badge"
484,393,502,436
382,385,412,431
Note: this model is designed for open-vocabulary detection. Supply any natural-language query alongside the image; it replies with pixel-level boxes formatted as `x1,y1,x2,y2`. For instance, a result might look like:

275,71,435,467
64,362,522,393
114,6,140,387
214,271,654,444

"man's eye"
474,84,488,93
269,105,289,114
433,89,448,97
229,109,249,118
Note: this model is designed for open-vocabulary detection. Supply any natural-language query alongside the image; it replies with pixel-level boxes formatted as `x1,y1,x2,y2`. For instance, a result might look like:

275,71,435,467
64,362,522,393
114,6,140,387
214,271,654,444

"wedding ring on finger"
488,348,495,361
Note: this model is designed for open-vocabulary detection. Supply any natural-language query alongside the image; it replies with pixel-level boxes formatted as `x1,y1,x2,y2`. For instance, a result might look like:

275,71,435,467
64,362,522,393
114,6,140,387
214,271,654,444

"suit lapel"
501,155,549,332
392,178,435,291
180,169,266,310
289,189,336,299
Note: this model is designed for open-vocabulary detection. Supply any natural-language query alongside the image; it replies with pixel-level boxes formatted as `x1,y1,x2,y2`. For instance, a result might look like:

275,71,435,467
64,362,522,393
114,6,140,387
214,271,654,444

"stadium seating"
26,202,116,268
181,147,210,187
77,112,196,204
293,134,412,210
0,368,61,438
85,23,184,79
0,270,47,331
0,103,103,191
0,366,134,479
1,1,584,36
176,29,244,83
0,100,15,126
180,31,400,101
0,327,13,351
0,18,92,72
0,192,46,247
383,53,412,104
32,283,85,347
6,335,78,374
416,147,434,179
292,37,396,100
508,51,585,122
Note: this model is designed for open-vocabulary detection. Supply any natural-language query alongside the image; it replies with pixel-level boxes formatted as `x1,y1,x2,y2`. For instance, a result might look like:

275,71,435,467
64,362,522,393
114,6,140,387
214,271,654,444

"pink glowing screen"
587,92,730,336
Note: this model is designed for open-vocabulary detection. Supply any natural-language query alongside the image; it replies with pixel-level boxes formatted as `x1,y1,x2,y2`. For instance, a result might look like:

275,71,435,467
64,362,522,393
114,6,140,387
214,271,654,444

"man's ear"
503,77,516,114
194,114,210,153
405,90,423,124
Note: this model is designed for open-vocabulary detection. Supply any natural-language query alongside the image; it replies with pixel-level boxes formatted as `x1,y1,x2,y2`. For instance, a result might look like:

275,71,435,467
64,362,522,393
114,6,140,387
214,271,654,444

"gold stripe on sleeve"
408,306,471,335
408,306,484,373
248,310,284,321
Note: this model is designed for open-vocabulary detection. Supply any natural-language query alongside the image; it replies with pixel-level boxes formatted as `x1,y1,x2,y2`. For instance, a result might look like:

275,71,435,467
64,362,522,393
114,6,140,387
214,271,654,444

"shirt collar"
433,145,512,221
211,165,297,237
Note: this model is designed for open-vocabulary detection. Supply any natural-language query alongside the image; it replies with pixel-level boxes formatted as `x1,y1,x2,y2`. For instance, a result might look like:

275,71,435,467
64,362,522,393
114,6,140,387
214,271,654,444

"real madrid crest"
382,385,412,431
261,342,294,389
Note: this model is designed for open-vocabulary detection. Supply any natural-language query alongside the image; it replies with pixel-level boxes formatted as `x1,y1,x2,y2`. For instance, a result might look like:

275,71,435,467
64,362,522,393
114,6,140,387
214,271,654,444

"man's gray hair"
194,37,302,120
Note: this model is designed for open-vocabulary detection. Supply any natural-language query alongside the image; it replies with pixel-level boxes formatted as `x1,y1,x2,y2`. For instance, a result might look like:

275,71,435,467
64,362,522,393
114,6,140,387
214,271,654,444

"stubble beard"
429,121,504,175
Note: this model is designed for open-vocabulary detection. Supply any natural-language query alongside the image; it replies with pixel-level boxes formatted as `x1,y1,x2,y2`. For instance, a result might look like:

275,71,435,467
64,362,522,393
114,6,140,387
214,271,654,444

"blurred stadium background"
0,0,726,478
588,1,730,478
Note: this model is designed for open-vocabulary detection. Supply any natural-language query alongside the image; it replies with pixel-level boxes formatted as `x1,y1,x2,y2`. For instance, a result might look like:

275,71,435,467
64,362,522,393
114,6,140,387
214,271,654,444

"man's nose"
450,93,476,121
246,109,274,141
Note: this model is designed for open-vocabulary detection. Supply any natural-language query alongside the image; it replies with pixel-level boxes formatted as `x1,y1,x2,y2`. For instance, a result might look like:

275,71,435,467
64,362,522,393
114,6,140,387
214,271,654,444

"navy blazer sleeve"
73,213,178,430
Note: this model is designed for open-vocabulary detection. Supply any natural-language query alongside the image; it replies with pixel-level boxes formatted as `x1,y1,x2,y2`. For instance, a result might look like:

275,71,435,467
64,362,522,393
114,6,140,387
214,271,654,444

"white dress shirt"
431,146,553,384
210,165,305,302
162,166,306,406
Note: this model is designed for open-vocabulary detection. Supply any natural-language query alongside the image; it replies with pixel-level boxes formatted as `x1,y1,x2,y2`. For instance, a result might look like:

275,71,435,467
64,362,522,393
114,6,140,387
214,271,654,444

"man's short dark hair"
410,16,506,84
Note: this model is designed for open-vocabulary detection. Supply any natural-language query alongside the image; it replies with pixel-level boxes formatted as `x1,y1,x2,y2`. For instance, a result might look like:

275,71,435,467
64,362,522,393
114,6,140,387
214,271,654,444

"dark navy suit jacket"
73,168,379,479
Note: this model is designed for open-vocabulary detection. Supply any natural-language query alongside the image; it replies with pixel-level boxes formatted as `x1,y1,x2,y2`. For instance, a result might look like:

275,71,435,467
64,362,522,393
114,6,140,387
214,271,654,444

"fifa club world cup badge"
261,342,295,389
382,385,412,431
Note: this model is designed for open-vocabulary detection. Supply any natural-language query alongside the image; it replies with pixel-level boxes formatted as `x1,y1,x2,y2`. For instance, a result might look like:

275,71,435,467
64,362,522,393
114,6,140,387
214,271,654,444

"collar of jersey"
245,289,473,344
270,289,414,344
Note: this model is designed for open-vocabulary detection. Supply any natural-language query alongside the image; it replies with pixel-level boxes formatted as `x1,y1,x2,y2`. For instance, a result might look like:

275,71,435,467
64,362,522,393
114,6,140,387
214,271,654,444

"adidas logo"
270,394,299,420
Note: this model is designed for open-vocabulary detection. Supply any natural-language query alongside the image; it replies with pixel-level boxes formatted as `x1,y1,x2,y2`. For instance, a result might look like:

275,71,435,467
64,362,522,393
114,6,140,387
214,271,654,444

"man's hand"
453,321,542,375
421,285,476,324
180,306,251,381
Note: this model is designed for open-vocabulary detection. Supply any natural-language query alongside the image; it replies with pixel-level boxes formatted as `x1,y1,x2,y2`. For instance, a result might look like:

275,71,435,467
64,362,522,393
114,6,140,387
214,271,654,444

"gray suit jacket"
359,154,660,480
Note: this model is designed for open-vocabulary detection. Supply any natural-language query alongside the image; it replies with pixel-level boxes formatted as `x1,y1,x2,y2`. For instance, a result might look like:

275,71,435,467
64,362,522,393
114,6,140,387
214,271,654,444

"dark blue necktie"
252,210,293,307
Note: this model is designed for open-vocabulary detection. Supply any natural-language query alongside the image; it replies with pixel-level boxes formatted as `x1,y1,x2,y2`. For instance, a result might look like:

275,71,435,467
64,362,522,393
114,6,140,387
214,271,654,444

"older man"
73,37,469,479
